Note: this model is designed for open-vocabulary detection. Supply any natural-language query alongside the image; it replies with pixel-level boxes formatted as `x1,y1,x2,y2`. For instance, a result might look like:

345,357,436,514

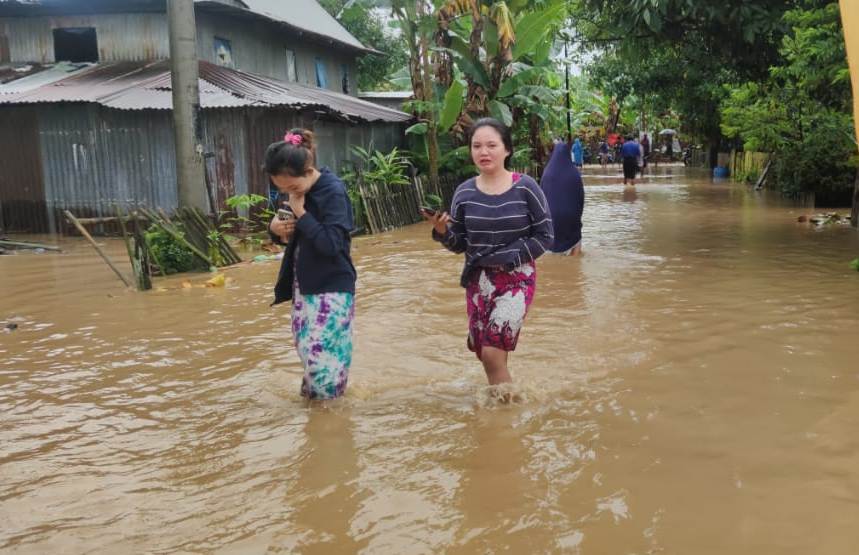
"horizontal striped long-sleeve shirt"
433,173,554,287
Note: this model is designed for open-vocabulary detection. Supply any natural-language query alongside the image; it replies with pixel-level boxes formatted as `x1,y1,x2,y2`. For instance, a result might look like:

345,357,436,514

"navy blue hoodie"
272,167,356,305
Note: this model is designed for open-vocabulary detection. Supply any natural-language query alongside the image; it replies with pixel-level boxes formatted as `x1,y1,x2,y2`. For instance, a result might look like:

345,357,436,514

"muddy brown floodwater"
2,166,859,554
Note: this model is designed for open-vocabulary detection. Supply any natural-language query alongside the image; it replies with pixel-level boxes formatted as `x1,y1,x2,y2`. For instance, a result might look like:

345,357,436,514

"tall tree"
319,0,410,91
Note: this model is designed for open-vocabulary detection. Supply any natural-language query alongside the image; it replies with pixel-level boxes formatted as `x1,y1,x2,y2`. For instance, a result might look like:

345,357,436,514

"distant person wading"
621,135,641,186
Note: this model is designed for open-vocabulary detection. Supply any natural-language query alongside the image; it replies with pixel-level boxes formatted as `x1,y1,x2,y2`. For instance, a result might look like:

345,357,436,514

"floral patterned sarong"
465,262,536,359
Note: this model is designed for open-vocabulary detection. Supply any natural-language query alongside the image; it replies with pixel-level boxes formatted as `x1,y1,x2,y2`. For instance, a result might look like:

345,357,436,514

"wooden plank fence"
352,173,459,235
730,150,770,182
350,165,543,236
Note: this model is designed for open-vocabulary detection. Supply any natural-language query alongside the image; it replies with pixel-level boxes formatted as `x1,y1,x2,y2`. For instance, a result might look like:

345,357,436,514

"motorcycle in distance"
682,146,693,166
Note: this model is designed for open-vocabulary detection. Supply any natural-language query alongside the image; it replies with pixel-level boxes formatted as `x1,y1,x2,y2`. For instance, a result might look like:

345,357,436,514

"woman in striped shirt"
425,118,553,387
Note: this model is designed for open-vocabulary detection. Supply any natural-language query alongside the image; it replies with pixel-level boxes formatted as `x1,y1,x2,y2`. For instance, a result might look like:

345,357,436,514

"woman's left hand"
288,193,306,219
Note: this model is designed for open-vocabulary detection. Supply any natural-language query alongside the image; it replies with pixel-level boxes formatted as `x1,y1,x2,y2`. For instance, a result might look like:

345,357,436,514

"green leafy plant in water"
351,146,410,187
145,225,197,274
223,193,275,247
207,229,224,267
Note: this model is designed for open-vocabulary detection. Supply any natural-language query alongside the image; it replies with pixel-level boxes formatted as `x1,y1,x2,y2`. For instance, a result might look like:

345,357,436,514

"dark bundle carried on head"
264,128,316,176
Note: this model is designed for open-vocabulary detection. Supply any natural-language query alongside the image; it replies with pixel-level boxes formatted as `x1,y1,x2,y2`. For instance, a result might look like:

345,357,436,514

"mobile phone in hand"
277,208,294,221
419,206,437,217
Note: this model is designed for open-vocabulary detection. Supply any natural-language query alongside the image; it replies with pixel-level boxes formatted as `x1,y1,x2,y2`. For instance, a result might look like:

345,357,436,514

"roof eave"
194,1,377,55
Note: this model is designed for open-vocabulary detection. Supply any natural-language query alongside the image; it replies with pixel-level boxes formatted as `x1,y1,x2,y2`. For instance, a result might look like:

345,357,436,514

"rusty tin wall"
0,106,47,232
0,13,170,64
202,109,248,210
38,104,177,232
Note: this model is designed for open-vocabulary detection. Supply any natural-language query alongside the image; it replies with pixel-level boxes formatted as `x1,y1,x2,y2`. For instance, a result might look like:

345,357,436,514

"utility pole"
167,0,207,210
564,38,572,143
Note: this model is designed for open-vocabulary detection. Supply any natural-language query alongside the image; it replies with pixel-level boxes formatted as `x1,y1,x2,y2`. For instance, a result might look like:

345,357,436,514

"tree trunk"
434,9,453,89
707,130,721,169
417,0,440,192
851,167,859,228
463,2,487,124
528,113,545,174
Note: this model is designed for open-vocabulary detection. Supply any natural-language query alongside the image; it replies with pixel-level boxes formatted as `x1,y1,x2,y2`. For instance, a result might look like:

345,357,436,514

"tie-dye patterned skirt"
465,262,537,359
291,282,355,400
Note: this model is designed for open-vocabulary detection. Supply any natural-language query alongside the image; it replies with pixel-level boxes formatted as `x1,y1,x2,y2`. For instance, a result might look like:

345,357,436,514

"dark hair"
468,117,514,166
263,128,316,176
625,135,634,141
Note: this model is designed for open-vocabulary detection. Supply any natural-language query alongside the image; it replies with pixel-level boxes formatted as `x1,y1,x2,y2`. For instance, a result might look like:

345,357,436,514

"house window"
315,58,327,88
341,64,350,94
285,49,297,82
53,27,98,63
214,37,233,67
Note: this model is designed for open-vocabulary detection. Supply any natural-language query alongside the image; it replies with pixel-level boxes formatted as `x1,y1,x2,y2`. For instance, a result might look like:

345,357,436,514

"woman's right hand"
269,215,295,243
422,210,451,235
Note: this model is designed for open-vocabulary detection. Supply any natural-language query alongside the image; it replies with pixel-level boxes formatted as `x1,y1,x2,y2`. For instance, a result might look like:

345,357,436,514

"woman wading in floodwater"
267,129,357,400
424,118,553,389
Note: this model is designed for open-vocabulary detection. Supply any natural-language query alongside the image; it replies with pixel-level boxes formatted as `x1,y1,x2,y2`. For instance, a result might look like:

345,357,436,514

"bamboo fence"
352,172,459,235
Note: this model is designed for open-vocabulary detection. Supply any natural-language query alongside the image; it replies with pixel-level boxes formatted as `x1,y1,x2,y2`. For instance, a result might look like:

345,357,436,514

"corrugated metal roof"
358,91,414,99
194,0,376,54
0,62,96,92
199,63,410,122
0,60,412,123
1,1,374,54
238,0,366,51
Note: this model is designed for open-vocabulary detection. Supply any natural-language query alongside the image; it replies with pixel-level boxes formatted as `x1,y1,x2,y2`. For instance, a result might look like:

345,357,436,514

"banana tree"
434,0,566,156
390,0,444,192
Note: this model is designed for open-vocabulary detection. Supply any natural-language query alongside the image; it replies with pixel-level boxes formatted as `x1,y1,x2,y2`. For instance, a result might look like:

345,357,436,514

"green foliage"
439,80,465,133
489,100,513,126
771,110,856,197
350,146,411,186
207,230,225,267
145,226,197,274
222,193,274,247
225,194,267,211
318,0,409,91
405,122,428,135
423,193,443,211
511,1,566,60
404,142,474,180
850,258,859,272
720,2,855,199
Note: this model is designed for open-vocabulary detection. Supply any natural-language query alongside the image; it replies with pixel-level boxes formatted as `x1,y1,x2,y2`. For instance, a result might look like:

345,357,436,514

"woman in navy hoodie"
267,128,357,400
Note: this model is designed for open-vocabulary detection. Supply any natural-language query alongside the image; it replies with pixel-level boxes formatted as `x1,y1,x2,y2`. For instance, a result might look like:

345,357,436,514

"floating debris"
797,213,851,226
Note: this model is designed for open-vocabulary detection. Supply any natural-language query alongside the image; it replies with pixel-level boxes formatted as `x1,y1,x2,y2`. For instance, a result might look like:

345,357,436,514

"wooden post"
64,210,132,287
131,214,153,290
755,159,772,191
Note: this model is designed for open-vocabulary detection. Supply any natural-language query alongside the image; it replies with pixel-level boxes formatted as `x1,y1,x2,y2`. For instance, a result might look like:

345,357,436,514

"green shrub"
145,226,197,274
772,110,856,198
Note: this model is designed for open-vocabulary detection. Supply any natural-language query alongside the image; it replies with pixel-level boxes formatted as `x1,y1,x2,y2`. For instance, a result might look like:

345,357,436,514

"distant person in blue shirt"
572,137,584,168
621,135,641,186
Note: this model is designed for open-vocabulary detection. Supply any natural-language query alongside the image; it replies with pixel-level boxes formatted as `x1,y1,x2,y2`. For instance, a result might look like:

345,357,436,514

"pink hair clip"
284,132,303,145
